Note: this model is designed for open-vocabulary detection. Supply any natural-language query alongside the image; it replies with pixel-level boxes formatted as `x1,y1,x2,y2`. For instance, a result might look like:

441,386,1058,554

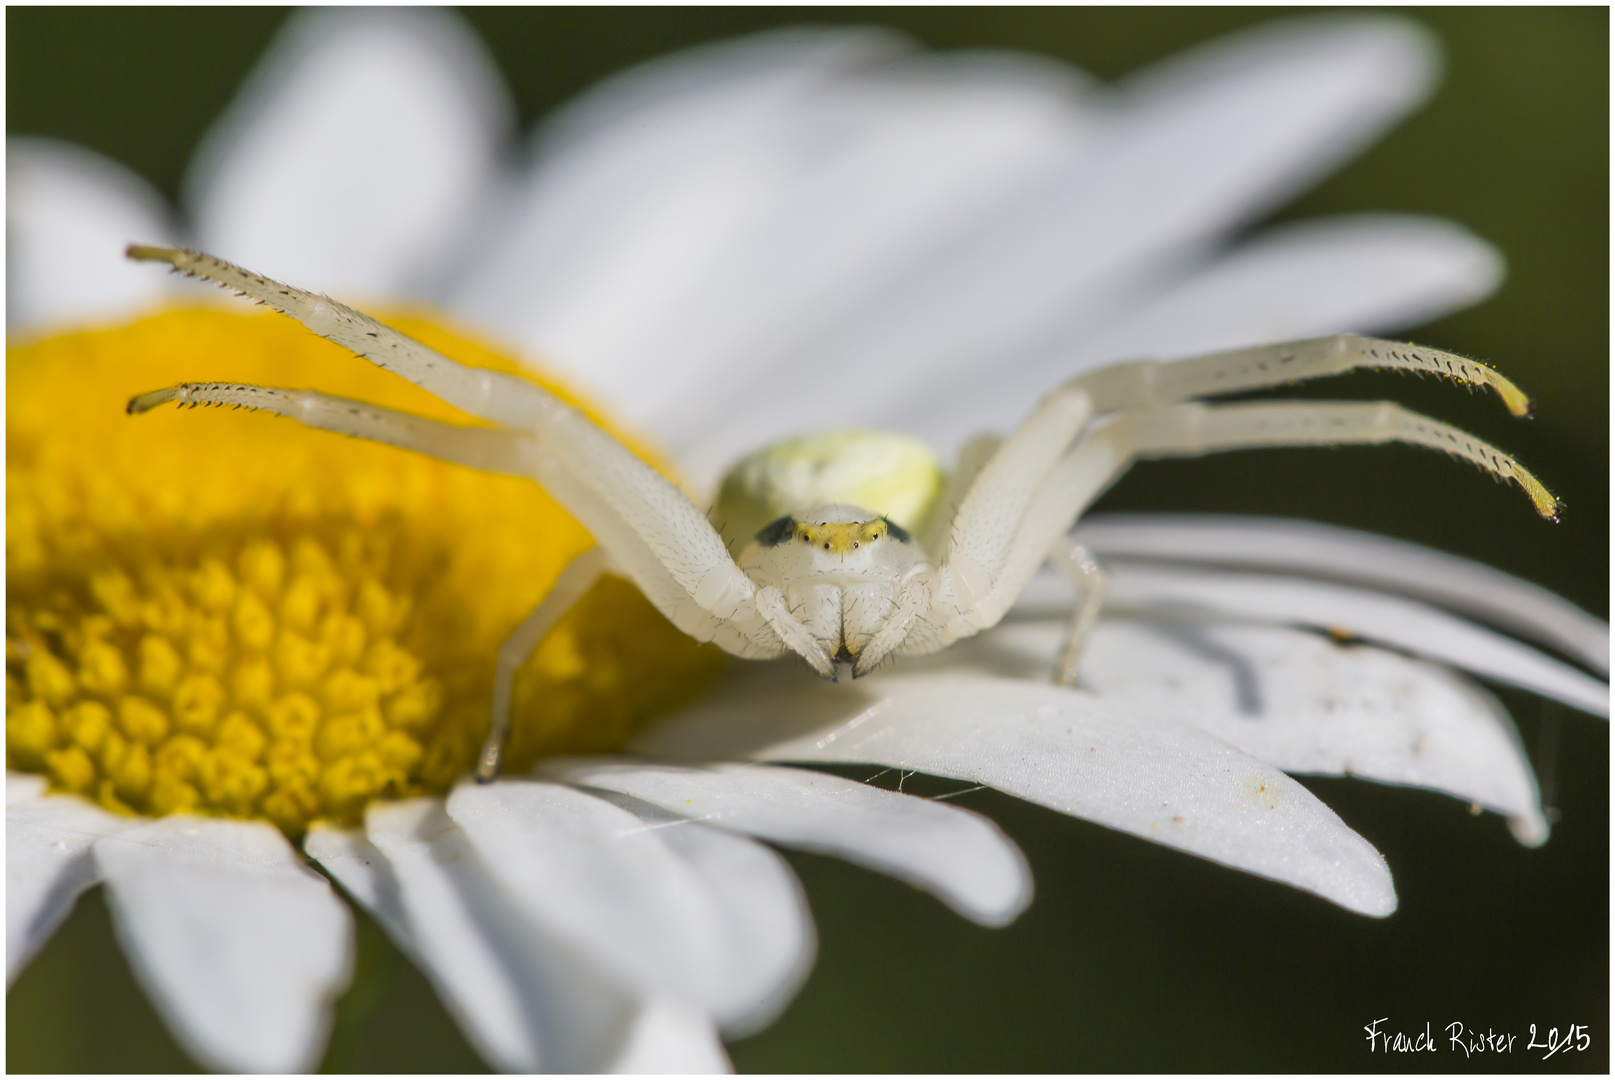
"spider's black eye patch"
754,515,796,547
882,518,911,544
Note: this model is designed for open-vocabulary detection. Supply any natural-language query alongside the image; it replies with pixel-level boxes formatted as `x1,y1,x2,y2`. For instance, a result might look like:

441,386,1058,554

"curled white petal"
604,797,815,1037
309,805,650,1073
185,7,513,299
7,791,129,984
1076,513,1610,675
971,617,1548,846
446,779,814,1032
95,815,353,1073
1102,564,1609,718
606,997,733,1074
634,668,1397,917
7,137,180,334
548,757,1032,926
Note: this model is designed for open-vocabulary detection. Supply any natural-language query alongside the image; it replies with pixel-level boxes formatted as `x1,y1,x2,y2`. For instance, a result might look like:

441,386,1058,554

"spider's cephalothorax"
737,504,929,669
124,246,1559,781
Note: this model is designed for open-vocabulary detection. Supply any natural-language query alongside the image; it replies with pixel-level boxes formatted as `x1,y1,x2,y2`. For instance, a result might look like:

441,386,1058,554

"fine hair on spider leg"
1123,399,1559,519
127,380,536,477
1070,333,1534,418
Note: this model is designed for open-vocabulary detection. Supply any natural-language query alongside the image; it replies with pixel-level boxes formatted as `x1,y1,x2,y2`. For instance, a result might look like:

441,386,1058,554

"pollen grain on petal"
8,309,726,838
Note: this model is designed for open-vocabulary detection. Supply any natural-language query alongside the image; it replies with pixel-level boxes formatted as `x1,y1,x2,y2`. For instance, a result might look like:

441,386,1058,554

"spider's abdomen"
712,429,943,554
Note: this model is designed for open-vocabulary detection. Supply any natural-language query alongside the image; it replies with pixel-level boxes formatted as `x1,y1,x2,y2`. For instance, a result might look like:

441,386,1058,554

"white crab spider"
125,246,1558,782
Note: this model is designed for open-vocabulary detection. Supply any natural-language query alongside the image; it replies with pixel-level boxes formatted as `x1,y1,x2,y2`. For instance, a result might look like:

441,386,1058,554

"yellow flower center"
7,308,726,838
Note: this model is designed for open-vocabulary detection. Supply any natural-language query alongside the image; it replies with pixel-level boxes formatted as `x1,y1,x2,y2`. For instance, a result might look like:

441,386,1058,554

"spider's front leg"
126,247,803,779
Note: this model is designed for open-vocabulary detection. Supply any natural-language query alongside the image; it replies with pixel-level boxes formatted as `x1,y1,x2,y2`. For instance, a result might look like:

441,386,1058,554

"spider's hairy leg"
1048,542,1112,688
937,384,1094,618
1125,400,1559,520
128,247,787,670
477,548,608,783
128,382,535,475
1070,334,1534,418
897,428,1123,660
126,245,553,429
924,433,1001,555
905,392,1556,663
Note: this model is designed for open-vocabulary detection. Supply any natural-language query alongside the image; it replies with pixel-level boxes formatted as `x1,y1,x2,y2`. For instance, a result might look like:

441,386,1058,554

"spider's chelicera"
125,246,1557,782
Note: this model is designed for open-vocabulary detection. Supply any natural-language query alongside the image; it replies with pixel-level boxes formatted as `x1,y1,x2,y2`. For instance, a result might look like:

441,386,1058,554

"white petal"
905,214,1504,446
184,8,513,300
7,792,129,984
309,804,649,1072
634,667,1397,917
684,16,1441,471
548,757,1031,927
446,27,907,408
557,54,1101,474
1115,14,1435,213
7,137,179,333
964,615,1547,846
606,797,815,1037
446,779,814,1032
7,770,48,805
95,815,353,1073
1076,513,1610,676
1104,564,1609,718
606,997,732,1074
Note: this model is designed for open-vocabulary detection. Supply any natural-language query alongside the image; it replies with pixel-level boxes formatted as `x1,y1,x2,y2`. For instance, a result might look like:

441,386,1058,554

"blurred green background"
7,6,1607,1073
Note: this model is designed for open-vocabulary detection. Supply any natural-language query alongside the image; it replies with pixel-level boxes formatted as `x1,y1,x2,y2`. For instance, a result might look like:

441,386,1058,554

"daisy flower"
8,8,1606,1073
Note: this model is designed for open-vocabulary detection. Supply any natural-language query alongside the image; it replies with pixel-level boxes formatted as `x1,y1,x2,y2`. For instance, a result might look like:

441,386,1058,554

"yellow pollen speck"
8,308,726,838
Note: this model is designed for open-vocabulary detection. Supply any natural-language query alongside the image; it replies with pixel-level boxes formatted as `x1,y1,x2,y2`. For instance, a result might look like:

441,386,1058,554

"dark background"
8,7,1607,1073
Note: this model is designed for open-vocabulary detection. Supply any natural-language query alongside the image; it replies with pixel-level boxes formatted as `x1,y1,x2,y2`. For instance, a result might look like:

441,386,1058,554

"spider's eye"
852,541,860,549
822,542,830,550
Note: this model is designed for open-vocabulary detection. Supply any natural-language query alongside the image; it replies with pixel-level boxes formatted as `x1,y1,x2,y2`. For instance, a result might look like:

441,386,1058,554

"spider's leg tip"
127,386,181,415
125,243,181,266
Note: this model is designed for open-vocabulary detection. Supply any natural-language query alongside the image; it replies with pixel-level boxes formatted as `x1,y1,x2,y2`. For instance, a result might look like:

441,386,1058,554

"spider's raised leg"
1067,333,1534,417
901,394,1554,669
127,382,535,474
1120,400,1557,518
478,548,609,782
127,246,554,428
1047,541,1111,688
129,247,790,669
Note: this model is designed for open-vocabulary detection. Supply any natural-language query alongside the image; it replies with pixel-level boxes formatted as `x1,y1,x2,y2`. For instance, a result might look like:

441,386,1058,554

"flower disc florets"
7,309,725,838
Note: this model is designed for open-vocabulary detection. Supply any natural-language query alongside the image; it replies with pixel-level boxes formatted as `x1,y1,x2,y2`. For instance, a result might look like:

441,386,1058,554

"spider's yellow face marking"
794,519,894,555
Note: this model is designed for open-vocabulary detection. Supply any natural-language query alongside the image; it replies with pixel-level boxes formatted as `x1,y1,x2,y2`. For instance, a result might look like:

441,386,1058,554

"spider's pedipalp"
128,381,536,476
126,245,554,429
1071,334,1533,418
